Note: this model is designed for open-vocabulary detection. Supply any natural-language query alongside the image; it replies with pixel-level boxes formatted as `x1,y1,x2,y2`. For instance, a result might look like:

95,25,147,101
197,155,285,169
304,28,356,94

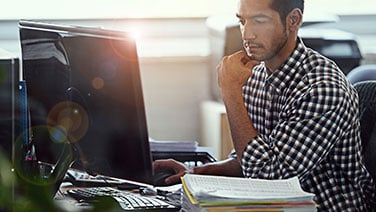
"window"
2,0,237,20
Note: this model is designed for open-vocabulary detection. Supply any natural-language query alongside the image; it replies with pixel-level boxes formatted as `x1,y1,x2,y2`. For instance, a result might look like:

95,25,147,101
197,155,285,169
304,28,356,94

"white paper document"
182,174,315,202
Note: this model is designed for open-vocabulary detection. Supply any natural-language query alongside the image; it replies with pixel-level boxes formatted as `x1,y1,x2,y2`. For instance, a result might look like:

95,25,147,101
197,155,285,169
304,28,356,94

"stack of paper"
149,140,198,152
181,174,317,212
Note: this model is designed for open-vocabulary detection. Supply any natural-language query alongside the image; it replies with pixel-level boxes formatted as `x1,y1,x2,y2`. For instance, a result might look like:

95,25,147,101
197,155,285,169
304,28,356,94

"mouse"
153,169,175,186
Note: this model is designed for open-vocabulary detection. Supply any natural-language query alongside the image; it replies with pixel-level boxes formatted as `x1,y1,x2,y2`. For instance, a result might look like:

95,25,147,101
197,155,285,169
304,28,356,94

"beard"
243,29,288,62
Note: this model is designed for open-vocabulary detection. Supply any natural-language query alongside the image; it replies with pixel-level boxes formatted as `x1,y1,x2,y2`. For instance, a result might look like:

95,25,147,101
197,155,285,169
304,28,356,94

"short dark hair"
270,0,304,24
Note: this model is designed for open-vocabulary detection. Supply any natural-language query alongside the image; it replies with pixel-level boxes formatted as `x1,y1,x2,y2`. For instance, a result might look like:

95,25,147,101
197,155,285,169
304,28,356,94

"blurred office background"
1,0,375,159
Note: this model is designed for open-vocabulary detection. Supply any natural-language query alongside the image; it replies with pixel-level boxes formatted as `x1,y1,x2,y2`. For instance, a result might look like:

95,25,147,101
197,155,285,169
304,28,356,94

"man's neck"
264,36,298,72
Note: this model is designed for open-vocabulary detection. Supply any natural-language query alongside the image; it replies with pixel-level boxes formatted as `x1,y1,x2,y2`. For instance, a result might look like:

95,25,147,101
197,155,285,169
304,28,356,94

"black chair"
353,80,376,181
347,64,376,84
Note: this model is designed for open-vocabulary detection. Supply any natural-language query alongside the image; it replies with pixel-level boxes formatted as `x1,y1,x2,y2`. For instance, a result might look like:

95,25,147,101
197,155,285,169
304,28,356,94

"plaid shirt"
239,39,376,211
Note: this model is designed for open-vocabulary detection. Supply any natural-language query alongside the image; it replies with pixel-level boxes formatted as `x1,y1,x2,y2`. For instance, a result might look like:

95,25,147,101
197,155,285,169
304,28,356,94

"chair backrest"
347,65,376,84
353,80,376,180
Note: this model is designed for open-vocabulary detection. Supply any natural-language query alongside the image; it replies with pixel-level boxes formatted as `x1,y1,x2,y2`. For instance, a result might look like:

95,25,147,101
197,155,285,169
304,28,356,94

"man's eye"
254,18,268,24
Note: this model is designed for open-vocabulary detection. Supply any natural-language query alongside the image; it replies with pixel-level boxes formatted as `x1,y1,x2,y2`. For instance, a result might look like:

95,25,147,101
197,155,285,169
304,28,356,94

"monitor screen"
19,20,154,184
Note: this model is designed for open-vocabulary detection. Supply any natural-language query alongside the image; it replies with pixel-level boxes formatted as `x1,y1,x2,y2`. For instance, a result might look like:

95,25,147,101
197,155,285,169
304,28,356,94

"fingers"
219,50,258,72
153,159,186,175
153,159,176,171
227,51,248,63
153,159,187,185
232,51,259,68
234,50,249,60
217,50,257,90
165,171,185,185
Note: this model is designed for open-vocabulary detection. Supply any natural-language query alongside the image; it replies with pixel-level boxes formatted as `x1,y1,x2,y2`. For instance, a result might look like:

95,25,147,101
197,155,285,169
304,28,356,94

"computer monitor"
19,20,154,184
0,49,19,161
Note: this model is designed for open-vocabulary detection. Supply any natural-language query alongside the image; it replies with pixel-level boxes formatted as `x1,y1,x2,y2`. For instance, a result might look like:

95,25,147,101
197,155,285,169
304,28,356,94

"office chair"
354,80,376,181
347,64,376,84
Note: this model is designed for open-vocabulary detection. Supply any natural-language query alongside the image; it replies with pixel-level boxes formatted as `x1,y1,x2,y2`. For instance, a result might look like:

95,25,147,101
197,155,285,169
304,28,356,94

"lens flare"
108,34,139,62
47,101,89,144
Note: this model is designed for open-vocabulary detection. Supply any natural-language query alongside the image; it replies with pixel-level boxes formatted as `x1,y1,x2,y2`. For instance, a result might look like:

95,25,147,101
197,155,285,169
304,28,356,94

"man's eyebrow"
236,13,270,20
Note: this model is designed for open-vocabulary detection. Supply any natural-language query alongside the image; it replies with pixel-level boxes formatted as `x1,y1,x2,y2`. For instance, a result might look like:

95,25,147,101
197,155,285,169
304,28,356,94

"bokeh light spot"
92,77,105,90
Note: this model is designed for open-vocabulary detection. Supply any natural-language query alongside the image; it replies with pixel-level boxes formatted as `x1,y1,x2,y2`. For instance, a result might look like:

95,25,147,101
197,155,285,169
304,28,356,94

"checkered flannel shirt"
238,39,376,211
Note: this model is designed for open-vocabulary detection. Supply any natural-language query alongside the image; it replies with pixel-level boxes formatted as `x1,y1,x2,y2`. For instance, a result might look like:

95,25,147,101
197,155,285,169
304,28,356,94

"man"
153,0,376,210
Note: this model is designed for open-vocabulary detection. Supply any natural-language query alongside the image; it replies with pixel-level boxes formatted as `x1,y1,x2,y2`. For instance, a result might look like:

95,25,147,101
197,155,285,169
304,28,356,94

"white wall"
140,56,211,141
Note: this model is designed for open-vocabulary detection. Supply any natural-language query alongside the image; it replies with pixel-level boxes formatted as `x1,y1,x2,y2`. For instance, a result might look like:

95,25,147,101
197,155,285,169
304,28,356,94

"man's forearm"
222,89,259,160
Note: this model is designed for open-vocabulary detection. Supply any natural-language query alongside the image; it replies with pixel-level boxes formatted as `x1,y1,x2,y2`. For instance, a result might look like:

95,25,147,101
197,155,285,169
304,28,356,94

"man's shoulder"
298,47,346,82
294,46,355,95
301,47,339,71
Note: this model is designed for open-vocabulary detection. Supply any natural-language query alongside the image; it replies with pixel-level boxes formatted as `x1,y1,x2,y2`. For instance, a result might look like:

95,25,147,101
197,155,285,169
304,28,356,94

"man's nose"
240,23,256,40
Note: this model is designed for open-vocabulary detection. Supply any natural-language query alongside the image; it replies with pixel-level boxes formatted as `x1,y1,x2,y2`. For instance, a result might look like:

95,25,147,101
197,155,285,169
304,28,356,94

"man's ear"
287,8,303,30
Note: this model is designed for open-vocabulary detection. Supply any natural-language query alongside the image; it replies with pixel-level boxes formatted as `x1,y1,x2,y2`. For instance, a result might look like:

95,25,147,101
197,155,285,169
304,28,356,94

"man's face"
237,0,288,62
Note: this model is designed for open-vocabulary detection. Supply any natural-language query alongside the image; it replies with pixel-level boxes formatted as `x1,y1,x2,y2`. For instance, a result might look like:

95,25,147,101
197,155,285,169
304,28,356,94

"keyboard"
64,169,150,188
67,187,179,211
